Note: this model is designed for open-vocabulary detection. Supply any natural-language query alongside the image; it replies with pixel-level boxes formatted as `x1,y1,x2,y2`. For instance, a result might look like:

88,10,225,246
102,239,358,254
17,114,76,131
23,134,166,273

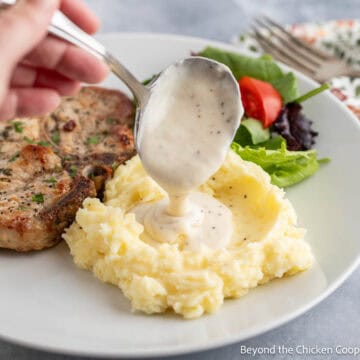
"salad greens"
231,139,329,188
197,46,329,188
198,47,300,103
233,118,328,187
143,74,158,86
293,83,330,103
270,73,299,103
273,102,318,151
234,118,270,146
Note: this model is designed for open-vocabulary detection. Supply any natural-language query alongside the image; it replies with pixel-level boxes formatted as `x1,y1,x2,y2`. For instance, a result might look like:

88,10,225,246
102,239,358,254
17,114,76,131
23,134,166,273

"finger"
24,36,108,84
60,0,100,34
11,65,81,96
0,0,59,102
0,88,60,121
0,0,59,75
9,66,36,87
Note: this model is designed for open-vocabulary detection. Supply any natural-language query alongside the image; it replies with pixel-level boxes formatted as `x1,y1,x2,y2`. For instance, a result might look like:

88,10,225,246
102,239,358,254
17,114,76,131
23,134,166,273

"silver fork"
252,16,360,82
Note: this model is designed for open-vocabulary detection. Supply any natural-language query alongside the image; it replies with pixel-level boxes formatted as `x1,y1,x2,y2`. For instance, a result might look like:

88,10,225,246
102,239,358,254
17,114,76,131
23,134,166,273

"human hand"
0,0,108,121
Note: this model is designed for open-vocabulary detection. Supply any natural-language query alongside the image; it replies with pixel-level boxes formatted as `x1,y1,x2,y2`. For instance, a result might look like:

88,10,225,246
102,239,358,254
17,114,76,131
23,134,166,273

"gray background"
1,0,360,359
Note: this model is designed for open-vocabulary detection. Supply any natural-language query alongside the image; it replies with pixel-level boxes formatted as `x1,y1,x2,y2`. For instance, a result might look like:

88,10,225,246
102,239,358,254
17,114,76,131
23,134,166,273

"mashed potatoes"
63,151,313,319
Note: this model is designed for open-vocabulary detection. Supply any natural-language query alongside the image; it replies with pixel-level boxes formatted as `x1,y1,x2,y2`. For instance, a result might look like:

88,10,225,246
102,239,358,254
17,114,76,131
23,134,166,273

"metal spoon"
0,0,241,150
0,0,149,102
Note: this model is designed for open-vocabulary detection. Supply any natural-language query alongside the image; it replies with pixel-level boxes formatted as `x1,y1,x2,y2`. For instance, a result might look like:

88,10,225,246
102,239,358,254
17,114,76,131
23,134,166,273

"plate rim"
1,32,360,358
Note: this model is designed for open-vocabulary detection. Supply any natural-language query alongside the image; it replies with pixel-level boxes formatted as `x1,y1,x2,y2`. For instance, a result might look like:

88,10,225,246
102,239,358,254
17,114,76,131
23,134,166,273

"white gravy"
133,58,243,250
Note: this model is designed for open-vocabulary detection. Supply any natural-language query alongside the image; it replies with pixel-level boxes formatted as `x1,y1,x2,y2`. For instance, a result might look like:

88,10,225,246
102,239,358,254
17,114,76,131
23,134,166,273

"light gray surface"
1,0,359,359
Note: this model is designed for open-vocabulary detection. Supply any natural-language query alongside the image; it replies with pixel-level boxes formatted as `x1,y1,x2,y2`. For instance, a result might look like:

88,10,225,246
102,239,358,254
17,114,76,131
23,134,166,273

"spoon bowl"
134,56,242,152
135,56,243,196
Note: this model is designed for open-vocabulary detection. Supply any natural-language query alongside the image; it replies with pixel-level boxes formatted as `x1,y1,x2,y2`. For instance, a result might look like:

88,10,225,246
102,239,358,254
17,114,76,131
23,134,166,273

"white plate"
1,33,360,358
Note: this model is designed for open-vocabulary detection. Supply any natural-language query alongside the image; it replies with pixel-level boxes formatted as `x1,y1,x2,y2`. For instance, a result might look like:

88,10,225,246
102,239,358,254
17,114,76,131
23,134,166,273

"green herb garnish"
32,193,44,204
106,118,115,125
24,137,51,147
37,141,51,147
45,176,57,184
12,121,23,133
23,136,35,144
54,165,62,173
69,165,78,178
86,136,99,145
51,131,60,145
8,152,20,162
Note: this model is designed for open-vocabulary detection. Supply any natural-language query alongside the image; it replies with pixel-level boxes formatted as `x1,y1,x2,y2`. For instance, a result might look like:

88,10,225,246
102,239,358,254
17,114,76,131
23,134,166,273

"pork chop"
0,87,136,251
43,86,136,194
0,145,96,251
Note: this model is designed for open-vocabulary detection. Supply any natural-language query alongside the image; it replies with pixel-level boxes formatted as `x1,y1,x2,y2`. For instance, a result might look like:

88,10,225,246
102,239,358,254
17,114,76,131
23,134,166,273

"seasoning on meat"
0,87,136,252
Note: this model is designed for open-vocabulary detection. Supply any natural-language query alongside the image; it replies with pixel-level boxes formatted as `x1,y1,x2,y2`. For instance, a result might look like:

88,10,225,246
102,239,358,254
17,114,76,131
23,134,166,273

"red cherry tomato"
239,77,283,128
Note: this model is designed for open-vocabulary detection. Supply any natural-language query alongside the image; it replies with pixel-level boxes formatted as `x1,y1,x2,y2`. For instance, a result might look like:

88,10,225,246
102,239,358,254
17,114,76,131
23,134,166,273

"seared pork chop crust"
0,145,96,251
0,87,135,251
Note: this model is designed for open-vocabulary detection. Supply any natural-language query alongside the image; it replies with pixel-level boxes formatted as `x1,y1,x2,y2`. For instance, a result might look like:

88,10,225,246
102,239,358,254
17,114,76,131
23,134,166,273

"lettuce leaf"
198,46,283,81
254,135,287,150
234,118,270,146
270,72,299,103
231,139,327,188
198,46,299,102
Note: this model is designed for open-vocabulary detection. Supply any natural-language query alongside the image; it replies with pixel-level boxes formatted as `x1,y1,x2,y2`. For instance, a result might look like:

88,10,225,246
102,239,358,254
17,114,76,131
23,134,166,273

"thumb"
0,0,59,91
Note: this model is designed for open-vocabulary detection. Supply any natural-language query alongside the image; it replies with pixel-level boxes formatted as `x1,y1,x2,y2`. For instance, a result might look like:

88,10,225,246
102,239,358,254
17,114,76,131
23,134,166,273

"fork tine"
254,34,314,78
262,16,332,61
252,27,316,76
254,17,321,68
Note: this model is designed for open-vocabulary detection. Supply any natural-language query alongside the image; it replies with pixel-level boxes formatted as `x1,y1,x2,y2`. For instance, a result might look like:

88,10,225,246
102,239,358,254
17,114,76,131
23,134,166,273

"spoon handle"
0,1,149,104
